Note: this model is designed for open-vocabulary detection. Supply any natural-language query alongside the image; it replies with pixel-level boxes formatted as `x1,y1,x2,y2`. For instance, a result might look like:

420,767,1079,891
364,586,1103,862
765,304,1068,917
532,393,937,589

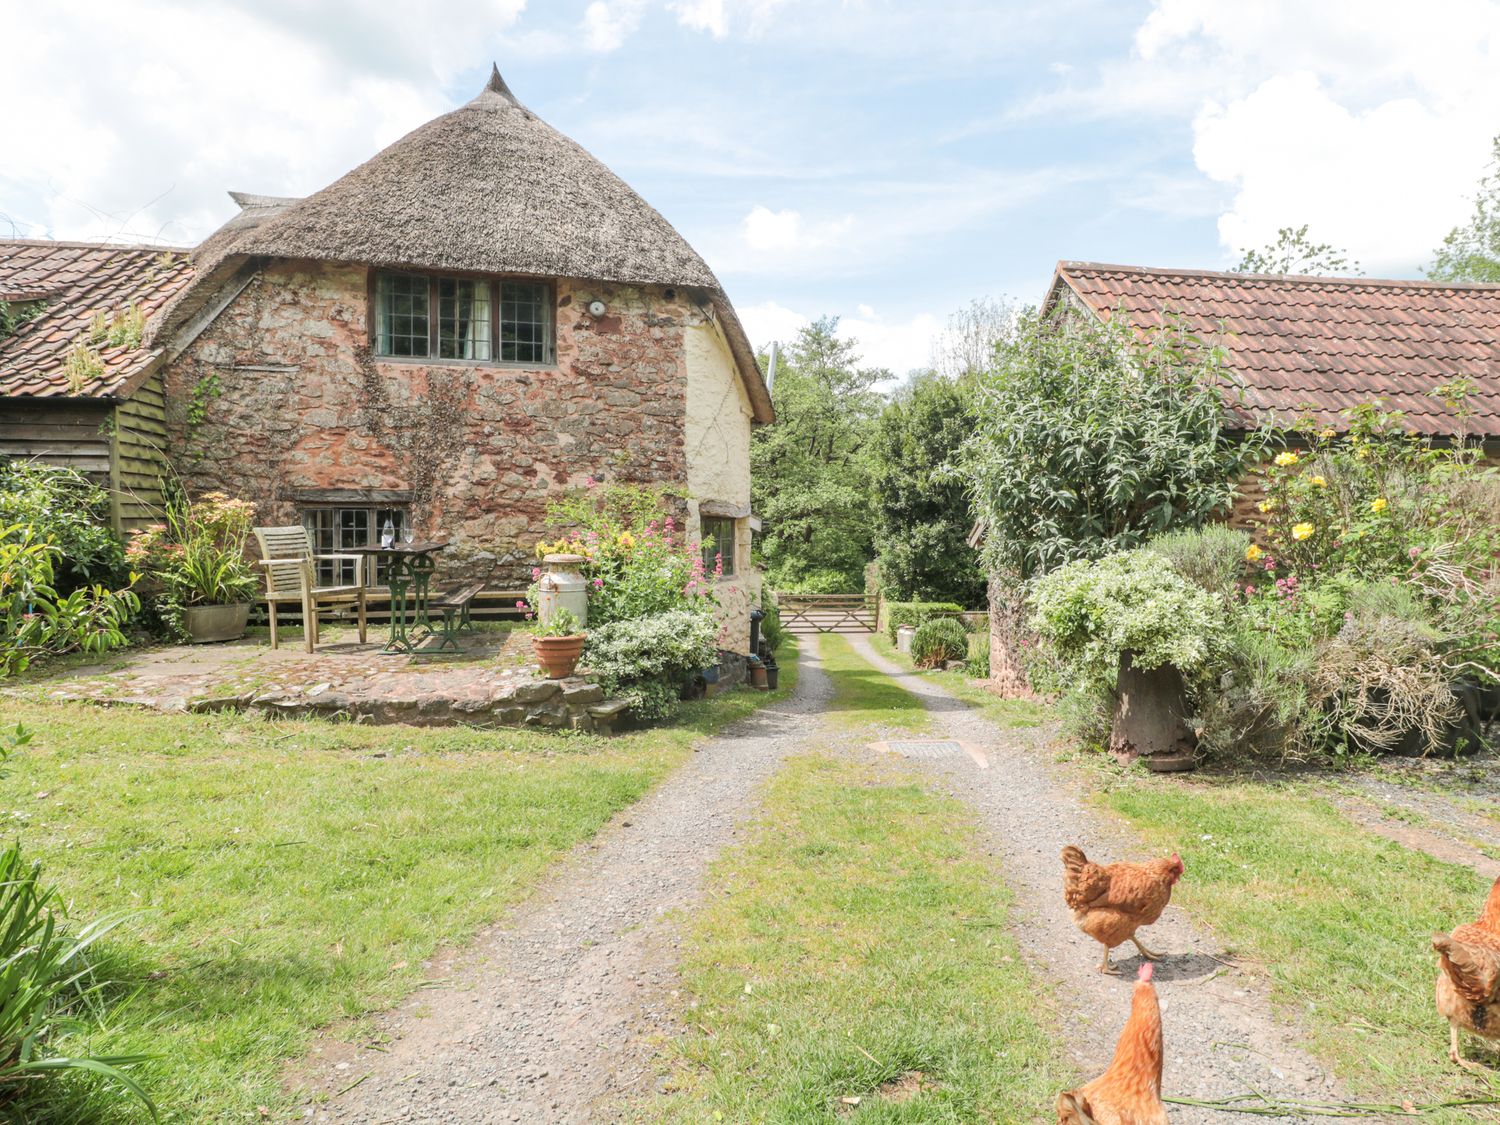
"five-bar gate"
773,592,877,634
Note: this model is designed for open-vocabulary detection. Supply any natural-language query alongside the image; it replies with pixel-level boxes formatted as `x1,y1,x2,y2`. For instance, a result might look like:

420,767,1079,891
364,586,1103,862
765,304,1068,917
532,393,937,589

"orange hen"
1056,962,1169,1125
1433,873,1500,1072
1062,845,1184,975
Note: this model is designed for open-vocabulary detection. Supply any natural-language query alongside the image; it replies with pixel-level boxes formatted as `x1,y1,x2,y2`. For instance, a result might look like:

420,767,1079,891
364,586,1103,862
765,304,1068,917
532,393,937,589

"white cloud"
582,0,647,52
669,0,728,38
737,299,940,381
740,205,854,255
1033,0,1500,273
1,2,525,243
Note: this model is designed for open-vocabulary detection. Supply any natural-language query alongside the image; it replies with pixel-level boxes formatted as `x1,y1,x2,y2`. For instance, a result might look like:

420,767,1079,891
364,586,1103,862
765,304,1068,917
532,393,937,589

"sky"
6,0,1500,378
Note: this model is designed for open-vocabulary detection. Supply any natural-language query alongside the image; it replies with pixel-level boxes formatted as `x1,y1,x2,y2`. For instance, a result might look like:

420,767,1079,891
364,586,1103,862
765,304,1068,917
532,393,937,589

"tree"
1428,135,1500,283
930,296,1014,379
1233,224,1361,276
751,318,886,591
869,371,985,606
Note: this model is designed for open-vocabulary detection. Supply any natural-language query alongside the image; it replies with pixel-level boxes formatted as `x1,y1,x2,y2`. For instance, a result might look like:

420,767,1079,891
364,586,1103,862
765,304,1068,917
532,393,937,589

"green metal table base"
382,553,437,655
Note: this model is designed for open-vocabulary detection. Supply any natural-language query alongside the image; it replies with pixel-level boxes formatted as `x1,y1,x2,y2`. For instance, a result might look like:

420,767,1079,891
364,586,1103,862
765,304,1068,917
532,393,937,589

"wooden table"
348,540,449,655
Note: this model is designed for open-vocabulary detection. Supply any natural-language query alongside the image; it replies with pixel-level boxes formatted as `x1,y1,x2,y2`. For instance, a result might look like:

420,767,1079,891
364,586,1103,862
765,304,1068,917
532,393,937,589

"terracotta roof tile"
1053,262,1500,438
0,240,194,399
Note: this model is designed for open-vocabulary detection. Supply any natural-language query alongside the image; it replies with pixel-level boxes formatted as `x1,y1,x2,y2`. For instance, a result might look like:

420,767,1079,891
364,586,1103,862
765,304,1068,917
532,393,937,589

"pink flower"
593,577,604,588
516,599,528,609
585,476,597,488
531,567,542,580
1408,546,1421,559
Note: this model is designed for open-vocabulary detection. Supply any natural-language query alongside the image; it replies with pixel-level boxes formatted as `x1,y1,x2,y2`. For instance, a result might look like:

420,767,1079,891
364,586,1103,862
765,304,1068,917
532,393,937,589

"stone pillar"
987,574,1035,699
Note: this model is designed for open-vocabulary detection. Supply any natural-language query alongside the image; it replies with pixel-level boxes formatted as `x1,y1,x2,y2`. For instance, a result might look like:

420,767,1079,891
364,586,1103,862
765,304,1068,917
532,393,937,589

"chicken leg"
1098,945,1121,975
1450,1026,1491,1073
1130,936,1164,961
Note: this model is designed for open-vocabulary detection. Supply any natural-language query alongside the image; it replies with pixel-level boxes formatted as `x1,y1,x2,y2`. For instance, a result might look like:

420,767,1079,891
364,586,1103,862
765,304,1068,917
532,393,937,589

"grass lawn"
0,643,798,1123
868,634,1048,730
1096,772,1500,1116
819,634,930,733
630,752,1074,1123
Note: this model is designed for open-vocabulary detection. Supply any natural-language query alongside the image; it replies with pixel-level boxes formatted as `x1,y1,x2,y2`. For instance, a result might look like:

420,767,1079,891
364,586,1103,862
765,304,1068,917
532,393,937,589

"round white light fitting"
587,300,607,317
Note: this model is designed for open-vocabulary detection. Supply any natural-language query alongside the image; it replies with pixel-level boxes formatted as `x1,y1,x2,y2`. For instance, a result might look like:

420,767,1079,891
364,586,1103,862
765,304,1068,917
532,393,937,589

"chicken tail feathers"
1055,1090,1099,1125
1433,931,1500,1004
1061,845,1108,910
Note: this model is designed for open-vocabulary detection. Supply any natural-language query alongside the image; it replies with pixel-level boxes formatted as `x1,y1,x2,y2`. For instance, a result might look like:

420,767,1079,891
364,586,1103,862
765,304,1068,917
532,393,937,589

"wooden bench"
430,580,487,652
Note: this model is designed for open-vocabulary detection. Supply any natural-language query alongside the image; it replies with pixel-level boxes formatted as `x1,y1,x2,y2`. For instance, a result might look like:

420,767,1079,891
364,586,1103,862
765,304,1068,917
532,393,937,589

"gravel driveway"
845,635,1359,1124
294,651,833,1124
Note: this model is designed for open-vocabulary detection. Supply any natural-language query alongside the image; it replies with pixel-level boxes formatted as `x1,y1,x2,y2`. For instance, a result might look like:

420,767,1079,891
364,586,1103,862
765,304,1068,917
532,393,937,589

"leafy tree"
965,308,1263,583
869,371,985,606
1234,224,1361,276
931,296,1014,379
1428,135,1500,283
751,318,886,591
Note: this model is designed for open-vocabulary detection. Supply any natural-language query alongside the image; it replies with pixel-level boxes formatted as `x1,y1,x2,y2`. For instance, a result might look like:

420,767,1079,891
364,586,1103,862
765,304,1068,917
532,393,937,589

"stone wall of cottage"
164,259,740,600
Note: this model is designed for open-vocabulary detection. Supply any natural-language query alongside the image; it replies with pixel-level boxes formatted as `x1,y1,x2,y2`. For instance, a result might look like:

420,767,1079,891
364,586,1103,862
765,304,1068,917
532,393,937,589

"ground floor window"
301,506,407,586
700,515,737,578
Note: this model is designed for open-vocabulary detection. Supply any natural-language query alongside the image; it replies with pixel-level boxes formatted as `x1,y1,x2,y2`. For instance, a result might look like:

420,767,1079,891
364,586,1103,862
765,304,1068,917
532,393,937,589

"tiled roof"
0,240,194,399
1052,262,1500,438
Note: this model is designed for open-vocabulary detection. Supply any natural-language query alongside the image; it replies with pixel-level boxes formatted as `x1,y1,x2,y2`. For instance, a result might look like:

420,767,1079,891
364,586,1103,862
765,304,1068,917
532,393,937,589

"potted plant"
532,608,586,679
129,492,259,643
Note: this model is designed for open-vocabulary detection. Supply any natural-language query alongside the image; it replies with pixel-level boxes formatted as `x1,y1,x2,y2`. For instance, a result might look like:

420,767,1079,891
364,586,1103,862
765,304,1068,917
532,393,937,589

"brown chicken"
1433,873,1500,1071
1062,845,1184,974
1056,962,1169,1125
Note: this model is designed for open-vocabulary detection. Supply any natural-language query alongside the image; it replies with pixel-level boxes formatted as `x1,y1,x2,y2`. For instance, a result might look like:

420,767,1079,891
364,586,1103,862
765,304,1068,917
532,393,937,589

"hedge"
883,600,964,643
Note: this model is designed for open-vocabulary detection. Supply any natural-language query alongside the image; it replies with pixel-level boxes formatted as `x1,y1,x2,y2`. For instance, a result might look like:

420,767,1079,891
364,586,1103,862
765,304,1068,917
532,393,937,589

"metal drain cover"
869,739,989,768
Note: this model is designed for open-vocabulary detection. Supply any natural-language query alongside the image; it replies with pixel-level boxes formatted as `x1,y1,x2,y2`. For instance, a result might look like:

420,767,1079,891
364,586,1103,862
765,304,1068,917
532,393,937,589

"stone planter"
1109,651,1197,772
533,634,586,679
183,603,250,644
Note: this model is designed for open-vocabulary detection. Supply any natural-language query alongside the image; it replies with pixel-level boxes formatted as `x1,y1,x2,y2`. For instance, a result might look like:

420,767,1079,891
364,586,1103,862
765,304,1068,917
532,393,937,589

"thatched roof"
150,66,772,422
236,66,721,289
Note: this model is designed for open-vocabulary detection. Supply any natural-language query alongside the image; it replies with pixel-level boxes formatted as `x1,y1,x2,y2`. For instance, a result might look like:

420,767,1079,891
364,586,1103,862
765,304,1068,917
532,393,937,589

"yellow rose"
1292,522,1315,541
1245,544,1263,562
1309,475,1327,488
1256,500,1276,513
617,531,636,549
1274,451,1300,467
1370,497,1388,513
1319,427,1336,439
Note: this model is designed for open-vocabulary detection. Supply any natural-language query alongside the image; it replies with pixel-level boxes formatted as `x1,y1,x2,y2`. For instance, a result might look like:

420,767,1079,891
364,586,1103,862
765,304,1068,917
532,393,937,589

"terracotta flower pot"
533,633,586,679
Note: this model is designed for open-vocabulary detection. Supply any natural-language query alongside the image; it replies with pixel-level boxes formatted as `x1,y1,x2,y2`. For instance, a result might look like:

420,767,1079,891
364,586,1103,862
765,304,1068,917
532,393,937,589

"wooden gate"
773,592,877,634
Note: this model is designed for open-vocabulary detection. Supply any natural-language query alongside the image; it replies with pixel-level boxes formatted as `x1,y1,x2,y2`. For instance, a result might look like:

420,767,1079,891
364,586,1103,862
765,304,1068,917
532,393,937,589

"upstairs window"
373,271,553,365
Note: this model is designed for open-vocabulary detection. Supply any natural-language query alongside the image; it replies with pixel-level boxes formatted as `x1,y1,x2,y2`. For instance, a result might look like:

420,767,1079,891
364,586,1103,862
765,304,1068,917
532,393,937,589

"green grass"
631,753,1074,1123
870,634,1048,730
0,642,799,1123
1097,774,1500,1116
819,634,930,733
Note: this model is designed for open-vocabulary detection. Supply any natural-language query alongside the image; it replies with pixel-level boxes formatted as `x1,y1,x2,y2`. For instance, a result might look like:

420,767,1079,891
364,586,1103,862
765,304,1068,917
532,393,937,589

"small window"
700,516,736,578
372,271,553,365
301,506,408,587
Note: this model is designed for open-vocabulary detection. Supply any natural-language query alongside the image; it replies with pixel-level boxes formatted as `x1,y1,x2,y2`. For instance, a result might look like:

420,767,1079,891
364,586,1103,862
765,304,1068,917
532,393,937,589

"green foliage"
0,299,45,342
758,595,784,655
1428,136,1500,283
0,844,155,1115
1191,621,1315,761
751,318,885,591
585,609,719,721
127,492,259,639
62,342,106,394
88,303,146,351
533,607,581,638
1148,525,1251,602
0,460,126,591
966,309,1262,581
910,616,968,668
1029,550,1226,689
869,371,986,605
1234,224,1362,275
965,635,990,679
882,600,963,643
1,524,139,677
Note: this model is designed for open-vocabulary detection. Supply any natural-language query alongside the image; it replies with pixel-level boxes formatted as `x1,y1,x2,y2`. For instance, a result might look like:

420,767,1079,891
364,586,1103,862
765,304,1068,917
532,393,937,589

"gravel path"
293,651,833,1124
845,635,1360,1124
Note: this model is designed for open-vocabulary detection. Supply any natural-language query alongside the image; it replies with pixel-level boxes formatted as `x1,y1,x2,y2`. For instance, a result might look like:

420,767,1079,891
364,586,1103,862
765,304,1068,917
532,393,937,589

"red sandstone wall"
163,260,708,584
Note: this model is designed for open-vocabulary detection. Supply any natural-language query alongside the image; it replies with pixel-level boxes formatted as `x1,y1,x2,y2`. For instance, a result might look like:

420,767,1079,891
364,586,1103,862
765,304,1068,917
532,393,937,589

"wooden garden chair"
252,526,368,653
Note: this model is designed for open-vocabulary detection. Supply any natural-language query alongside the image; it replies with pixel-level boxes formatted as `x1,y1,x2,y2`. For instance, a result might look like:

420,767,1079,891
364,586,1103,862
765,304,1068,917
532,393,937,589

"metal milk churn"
537,553,589,627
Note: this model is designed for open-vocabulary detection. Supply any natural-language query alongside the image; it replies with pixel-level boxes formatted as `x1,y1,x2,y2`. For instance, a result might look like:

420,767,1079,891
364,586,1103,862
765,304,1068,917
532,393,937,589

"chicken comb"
1137,962,1154,983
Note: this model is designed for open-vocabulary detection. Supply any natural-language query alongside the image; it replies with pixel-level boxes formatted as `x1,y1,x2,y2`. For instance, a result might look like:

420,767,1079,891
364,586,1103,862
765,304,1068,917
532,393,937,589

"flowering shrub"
2,524,139,677
127,492,259,639
584,609,718,721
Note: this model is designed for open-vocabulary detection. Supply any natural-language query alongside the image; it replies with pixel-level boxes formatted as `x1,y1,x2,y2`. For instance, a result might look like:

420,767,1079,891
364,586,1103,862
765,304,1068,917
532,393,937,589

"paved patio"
12,626,629,734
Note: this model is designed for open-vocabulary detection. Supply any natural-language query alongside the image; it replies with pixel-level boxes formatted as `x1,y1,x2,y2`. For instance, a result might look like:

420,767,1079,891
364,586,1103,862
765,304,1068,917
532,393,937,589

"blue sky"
6,0,1500,375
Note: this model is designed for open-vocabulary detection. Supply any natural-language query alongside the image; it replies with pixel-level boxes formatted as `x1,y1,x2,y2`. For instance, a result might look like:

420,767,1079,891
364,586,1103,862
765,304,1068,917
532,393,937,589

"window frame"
300,504,410,588
700,515,737,579
369,269,555,368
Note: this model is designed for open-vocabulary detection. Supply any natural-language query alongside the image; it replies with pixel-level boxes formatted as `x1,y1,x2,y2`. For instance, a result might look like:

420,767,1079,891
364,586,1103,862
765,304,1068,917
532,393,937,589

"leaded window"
372,271,553,365
700,516,737,578
301,506,407,587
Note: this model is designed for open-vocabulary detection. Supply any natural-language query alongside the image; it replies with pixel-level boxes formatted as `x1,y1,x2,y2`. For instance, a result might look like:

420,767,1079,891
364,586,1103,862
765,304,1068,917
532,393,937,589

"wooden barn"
0,242,195,531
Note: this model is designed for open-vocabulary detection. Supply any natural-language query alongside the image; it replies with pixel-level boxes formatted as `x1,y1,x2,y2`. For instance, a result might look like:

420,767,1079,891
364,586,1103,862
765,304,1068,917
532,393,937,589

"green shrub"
965,633,991,679
771,568,858,595
584,609,718,722
1191,622,1315,761
759,596,784,655
911,617,969,668
127,492,259,639
1149,525,1251,602
883,600,963,643
0,461,125,592
1029,551,1225,691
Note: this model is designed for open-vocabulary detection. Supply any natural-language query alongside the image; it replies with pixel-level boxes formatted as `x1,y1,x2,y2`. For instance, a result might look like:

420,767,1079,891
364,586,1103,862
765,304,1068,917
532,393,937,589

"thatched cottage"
0,67,772,633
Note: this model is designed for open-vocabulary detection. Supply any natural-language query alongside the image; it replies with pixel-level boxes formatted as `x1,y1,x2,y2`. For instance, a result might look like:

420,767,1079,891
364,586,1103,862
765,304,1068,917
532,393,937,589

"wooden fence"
772,592,878,634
